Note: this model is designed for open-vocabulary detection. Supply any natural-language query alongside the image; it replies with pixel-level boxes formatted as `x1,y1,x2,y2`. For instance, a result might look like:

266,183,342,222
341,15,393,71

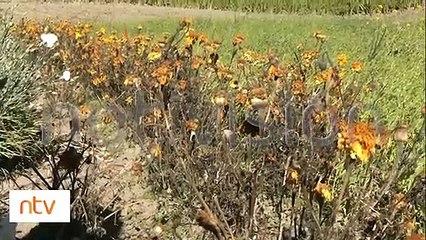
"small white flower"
62,70,71,81
40,33,58,48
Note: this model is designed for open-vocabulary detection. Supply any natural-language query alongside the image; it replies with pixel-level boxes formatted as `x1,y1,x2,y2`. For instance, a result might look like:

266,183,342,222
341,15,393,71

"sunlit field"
0,1,425,239
39,0,425,14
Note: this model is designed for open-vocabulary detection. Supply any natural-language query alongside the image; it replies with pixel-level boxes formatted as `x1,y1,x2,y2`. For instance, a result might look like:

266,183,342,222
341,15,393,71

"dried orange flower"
241,49,257,63
249,87,267,100
292,80,305,95
173,59,183,68
351,61,363,73
338,121,384,163
80,105,90,117
315,68,333,84
393,193,407,210
143,115,155,124
404,219,416,235
217,67,233,80
92,74,107,86
149,144,162,158
204,40,221,53
124,74,139,86
268,65,285,80
288,168,300,184
213,91,228,106
232,34,245,46
152,63,173,85
235,90,248,106
314,183,333,201
191,56,204,70
178,79,187,90
184,36,195,46
131,161,144,176
198,34,208,44
153,108,162,118
301,50,319,68
185,119,199,132
187,28,198,39
184,28,198,46
313,111,327,124
113,54,125,67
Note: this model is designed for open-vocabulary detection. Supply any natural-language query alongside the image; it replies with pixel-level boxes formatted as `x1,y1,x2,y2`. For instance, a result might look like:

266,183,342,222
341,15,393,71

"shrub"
11,18,426,239
0,17,41,162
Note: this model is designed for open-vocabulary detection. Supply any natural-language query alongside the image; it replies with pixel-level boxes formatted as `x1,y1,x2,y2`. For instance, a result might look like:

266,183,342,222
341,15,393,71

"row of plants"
7,17,426,239
47,0,424,15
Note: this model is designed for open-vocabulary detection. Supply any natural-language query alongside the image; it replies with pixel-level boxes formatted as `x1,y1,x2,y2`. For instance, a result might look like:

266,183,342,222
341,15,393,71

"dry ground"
1,1,257,22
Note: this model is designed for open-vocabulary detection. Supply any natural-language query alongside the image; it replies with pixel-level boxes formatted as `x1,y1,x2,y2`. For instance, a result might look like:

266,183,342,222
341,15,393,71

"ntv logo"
19,196,55,215
9,190,70,223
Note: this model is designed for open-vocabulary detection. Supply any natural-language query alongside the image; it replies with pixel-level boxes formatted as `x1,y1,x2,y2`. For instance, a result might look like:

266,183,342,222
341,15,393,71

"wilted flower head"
338,121,387,163
314,183,333,202
185,119,199,132
392,193,407,210
232,34,245,46
393,124,409,142
149,143,162,158
351,61,363,73
213,91,228,106
287,168,300,184
268,64,285,80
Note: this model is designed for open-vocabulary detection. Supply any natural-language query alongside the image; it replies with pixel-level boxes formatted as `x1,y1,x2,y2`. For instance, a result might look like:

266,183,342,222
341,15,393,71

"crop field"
19,0,425,14
0,1,425,240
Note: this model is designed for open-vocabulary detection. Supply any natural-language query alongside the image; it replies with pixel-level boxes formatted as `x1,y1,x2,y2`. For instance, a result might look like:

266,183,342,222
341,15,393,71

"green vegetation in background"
100,14,425,129
58,0,423,15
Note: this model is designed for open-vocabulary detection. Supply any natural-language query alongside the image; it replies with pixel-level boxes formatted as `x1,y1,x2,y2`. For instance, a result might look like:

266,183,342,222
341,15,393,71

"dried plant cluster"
8,17,426,239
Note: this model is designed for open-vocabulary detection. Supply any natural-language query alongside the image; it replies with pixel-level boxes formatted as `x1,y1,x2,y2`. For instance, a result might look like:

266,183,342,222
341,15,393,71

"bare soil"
0,1,252,22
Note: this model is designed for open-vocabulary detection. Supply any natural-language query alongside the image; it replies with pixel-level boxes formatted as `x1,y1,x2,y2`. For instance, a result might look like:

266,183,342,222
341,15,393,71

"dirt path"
0,1,424,23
